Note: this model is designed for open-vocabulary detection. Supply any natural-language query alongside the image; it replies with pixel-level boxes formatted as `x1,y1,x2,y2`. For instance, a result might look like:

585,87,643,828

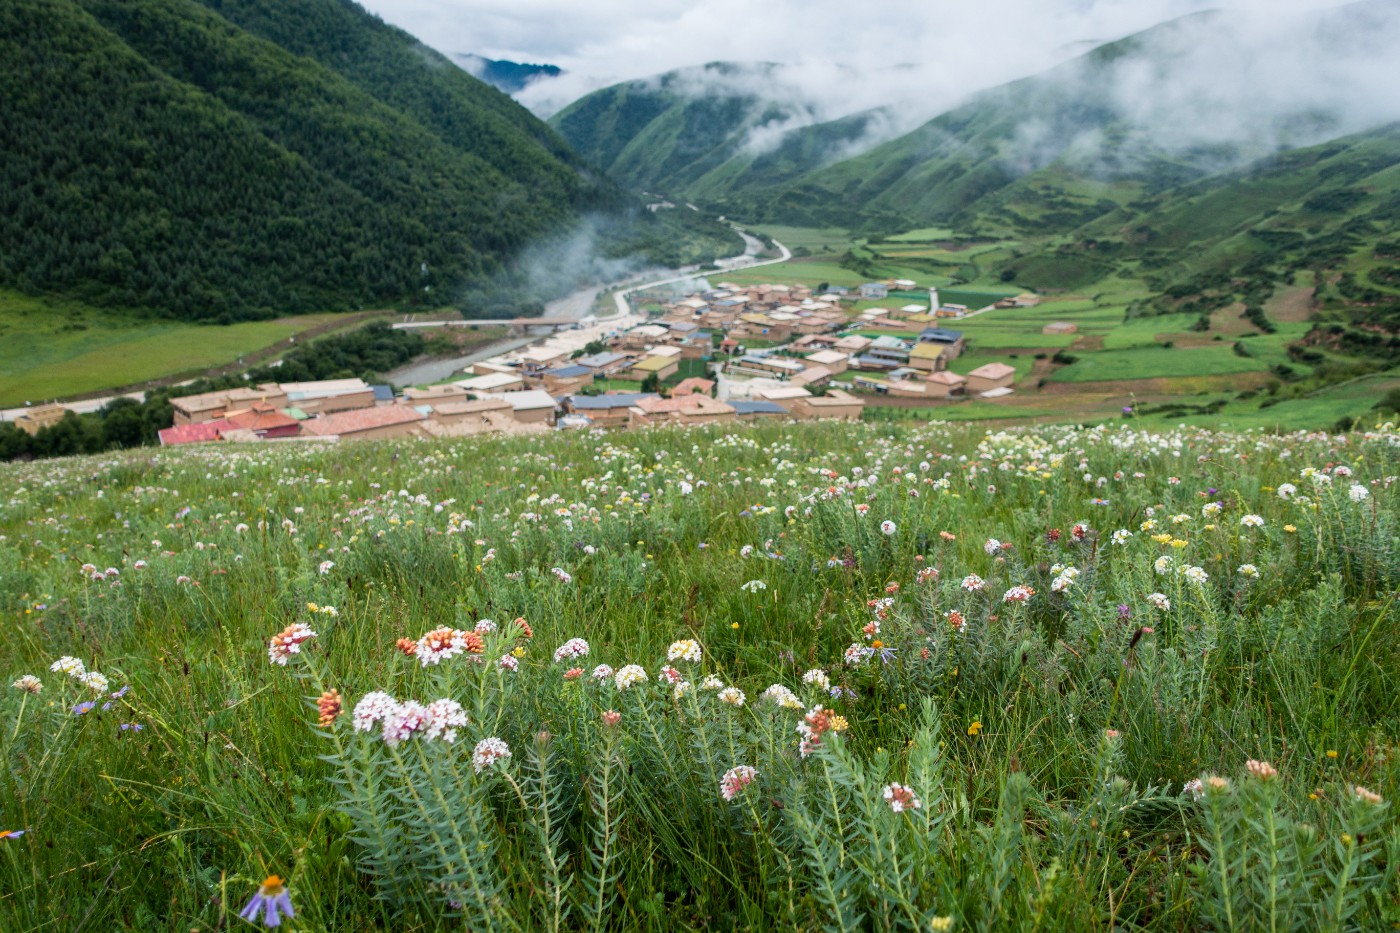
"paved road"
613,230,791,317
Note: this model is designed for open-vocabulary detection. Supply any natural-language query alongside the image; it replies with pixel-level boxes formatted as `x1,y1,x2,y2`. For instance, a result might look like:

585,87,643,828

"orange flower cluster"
317,689,342,726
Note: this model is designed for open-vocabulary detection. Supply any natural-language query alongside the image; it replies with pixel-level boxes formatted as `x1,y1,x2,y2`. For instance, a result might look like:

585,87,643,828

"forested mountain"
549,63,894,202
452,54,562,94
0,0,729,322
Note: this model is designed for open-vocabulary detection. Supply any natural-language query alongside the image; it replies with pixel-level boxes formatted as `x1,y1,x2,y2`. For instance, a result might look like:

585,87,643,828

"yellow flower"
967,721,983,736
731,622,740,630
898,703,907,711
512,646,526,658
1327,749,1338,759
1169,538,1188,549
1284,524,1297,533
930,917,954,932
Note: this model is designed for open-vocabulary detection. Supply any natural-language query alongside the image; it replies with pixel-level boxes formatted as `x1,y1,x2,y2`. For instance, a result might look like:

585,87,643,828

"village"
81,278,1043,446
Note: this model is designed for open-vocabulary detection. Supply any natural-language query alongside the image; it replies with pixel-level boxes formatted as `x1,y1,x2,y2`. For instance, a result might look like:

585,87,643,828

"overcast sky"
357,0,1342,116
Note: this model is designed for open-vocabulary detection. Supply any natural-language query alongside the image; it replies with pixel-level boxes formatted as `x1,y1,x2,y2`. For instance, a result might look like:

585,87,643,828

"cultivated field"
0,291,383,407
2,420,1397,930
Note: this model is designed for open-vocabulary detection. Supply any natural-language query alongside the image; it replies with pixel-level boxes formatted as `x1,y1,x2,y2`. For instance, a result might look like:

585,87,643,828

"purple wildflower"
1117,604,1132,621
73,701,95,716
240,875,295,928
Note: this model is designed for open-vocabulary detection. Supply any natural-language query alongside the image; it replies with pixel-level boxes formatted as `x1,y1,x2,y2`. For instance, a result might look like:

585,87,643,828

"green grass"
1048,345,1271,383
947,353,1036,382
0,290,360,406
1,421,1397,930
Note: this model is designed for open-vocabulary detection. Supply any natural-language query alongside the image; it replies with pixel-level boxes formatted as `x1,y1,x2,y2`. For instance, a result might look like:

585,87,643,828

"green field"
0,291,364,407
2,421,1398,930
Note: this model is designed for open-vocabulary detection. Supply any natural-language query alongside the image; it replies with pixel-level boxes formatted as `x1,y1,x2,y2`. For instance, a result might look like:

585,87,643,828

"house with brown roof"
158,421,227,446
169,391,234,425
925,370,968,398
790,389,865,421
630,394,737,427
221,402,301,439
479,390,558,425
965,362,1017,394
672,377,715,397
11,403,68,435
300,405,426,441
430,398,513,427
790,365,833,388
804,349,850,375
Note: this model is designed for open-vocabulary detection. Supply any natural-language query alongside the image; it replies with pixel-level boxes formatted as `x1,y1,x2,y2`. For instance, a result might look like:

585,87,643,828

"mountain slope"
549,62,898,202
452,53,562,94
0,0,684,322
554,2,1400,239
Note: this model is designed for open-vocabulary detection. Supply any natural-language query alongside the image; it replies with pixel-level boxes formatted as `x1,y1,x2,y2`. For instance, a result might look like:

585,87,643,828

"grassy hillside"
0,0,733,323
1,421,1398,929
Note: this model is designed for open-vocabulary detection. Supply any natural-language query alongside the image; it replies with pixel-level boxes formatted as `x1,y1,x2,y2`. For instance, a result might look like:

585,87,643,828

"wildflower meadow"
2,420,1399,930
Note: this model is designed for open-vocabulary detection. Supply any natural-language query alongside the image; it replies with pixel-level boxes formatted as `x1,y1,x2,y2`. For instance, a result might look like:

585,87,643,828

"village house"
455,371,526,394
515,346,569,375
574,351,633,377
791,334,841,351
625,354,680,383
731,354,806,380
918,327,966,358
791,389,866,421
281,379,376,415
859,282,888,300
11,403,69,436
157,421,227,446
790,366,833,389
908,341,950,373
403,385,470,406
675,332,714,360
563,393,657,428
630,394,737,427
925,370,968,398
1042,321,1078,335
429,397,513,427
539,365,595,396
804,349,850,375
478,390,558,425
729,400,790,420
754,385,813,412
220,401,301,439
618,324,670,350
671,377,715,397
300,405,426,441
965,362,1017,394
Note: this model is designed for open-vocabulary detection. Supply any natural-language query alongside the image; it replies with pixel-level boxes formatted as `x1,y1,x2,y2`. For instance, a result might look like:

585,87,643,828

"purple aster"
73,701,95,716
240,876,295,928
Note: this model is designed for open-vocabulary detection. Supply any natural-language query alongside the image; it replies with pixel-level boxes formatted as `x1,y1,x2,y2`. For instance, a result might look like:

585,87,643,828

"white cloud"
359,0,1341,114
358,0,1400,169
